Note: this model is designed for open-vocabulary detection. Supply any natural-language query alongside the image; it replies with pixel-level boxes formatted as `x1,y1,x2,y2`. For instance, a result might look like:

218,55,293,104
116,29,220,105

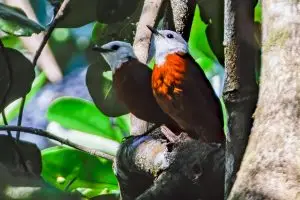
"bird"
147,25,225,143
92,41,181,136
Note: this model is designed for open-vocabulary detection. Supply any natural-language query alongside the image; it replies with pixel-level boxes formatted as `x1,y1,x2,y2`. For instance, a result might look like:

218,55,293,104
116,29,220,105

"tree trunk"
223,0,259,197
228,1,300,199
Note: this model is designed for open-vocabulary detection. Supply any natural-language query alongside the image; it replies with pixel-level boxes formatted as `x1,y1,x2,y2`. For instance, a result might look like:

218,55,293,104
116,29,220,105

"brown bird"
92,41,181,135
147,26,225,143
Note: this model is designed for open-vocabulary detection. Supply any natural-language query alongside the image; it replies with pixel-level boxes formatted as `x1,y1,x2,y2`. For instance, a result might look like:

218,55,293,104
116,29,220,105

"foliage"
47,97,128,142
86,60,129,118
42,146,119,198
0,3,44,36
0,0,262,199
0,47,35,112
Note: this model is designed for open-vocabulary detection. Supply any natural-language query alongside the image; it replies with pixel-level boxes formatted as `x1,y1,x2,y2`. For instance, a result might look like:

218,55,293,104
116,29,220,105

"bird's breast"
152,53,187,100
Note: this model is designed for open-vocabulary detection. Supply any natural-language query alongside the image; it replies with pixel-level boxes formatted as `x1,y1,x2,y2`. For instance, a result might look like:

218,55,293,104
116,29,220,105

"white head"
93,41,136,73
147,26,189,65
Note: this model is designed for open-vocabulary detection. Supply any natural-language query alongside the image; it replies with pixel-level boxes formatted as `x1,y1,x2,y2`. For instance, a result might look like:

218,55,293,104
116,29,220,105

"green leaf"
92,1,141,43
46,121,120,156
114,114,130,135
77,188,119,199
41,146,118,194
0,135,41,176
0,163,81,200
96,0,140,24
91,20,136,45
254,0,262,22
92,23,108,43
189,6,217,63
90,194,120,200
0,3,44,36
48,0,98,28
0,35,22,49
0,47,35,112
0,72,47,125
47,97,123,141
193,49,216,73
194,2,224,65
86,58,129,117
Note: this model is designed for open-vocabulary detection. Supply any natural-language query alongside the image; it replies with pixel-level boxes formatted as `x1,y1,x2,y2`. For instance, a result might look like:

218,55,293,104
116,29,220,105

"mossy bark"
228,1,300,199
223,0,259,197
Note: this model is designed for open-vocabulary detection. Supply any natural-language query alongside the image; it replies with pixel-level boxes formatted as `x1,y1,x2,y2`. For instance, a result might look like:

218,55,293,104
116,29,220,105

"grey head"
93,41,136,73
147,26,189,66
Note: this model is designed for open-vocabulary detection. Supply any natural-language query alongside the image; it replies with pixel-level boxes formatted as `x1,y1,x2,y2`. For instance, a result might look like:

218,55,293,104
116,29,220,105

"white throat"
152,30,189,66
102,55,130,73
155,48,188,66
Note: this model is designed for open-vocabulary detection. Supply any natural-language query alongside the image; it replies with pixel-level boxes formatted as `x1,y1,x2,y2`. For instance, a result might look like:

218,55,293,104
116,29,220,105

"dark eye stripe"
111,45,120,50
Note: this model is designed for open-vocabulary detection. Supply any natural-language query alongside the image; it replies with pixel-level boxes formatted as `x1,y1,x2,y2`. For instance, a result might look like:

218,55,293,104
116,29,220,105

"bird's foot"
122,124,160,142
160,125,180,143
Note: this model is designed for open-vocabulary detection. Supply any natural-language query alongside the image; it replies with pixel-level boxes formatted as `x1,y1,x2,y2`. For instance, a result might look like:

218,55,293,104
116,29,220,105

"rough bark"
169,0,196,40
223,0,259,197
228,1,300,200
114,130,225,200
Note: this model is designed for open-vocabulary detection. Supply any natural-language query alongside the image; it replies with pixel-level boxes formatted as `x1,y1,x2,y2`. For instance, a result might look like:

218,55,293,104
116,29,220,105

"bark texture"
223,0,259,197
169,0,196,40
228,1,300,199
114,130,225,200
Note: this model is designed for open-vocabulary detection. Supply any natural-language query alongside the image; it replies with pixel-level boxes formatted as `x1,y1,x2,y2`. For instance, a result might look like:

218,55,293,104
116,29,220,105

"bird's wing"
185,53,224,127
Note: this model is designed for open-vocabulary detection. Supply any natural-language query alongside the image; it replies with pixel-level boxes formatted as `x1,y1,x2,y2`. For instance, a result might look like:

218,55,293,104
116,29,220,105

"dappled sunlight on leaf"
42,146,119,198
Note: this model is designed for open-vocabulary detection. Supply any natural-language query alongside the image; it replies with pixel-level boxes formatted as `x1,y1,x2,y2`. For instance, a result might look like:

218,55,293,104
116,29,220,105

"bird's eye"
166,33,174,39
111,45,120,50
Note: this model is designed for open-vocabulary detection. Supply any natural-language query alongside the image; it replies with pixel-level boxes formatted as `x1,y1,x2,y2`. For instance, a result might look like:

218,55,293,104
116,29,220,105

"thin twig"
0,125,115,161
16,96,26,141
1,112,12,137
33,0,70,65
16,0,71,142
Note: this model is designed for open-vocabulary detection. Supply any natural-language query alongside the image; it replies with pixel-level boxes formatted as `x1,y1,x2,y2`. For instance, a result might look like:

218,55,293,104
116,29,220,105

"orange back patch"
152,53,187,99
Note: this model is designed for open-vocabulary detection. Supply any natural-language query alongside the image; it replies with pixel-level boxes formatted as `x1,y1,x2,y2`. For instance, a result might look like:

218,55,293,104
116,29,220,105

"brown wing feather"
113,59,180,131
152,53,224,142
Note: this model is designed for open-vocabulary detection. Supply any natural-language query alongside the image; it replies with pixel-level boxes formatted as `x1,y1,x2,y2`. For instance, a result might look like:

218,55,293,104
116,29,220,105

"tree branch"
223,0,259,197
115,130,225,200
133,0,165,63
0,125,115,161
32,0,70,66
169,0,196,40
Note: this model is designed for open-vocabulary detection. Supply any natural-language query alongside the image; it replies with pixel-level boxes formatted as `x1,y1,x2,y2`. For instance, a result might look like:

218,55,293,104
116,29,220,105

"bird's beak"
92,45,114,53
146,25,163,37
